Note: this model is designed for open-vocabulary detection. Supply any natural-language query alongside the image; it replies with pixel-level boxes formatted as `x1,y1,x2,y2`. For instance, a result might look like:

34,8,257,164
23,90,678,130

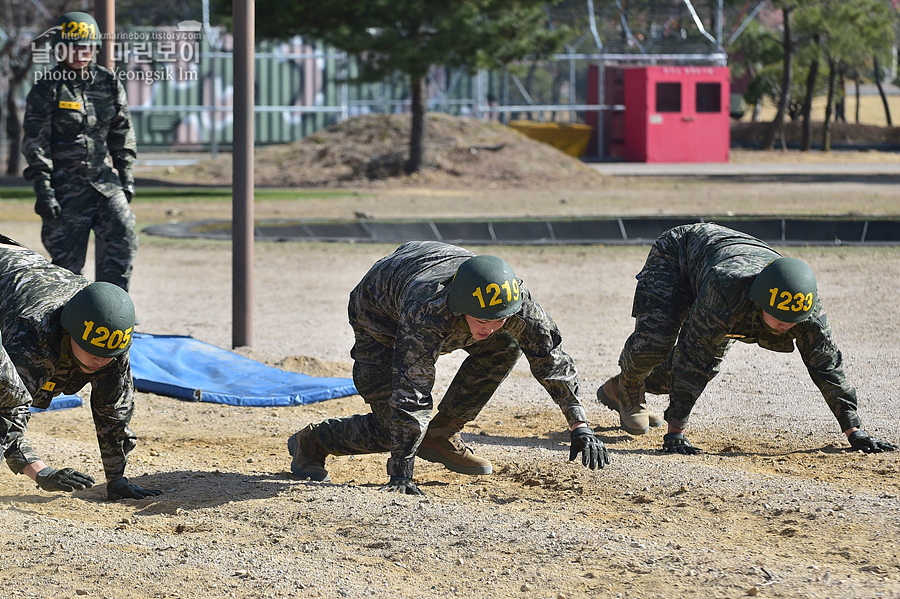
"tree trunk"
873,55,892,127
5,79,23,176
821,58,836,152
5,49,32,176
854,77,860,123
525,63,538,121
761,7,793,150
405,75,426,174
800,54,818,152
0,86,4,168
550,64,564,123
752,102,762,122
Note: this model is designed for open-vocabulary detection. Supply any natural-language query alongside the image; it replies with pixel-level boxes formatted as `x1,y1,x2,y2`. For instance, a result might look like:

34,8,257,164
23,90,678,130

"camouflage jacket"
349,241,588,470
0,238,136,480
22,63,136,199
653,224,860,431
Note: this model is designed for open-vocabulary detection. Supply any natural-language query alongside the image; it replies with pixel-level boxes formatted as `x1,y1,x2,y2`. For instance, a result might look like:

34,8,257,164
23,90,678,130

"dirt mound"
161,113,605,189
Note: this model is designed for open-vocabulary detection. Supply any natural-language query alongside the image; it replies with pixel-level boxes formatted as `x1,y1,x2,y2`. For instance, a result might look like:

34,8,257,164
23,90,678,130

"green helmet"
447,255,523,319
54,11,102,46
749,257,817,324
61,283,136,358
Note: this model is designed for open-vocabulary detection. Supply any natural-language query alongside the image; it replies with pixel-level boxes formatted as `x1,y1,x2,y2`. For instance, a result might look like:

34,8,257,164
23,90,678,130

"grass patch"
0,188,34,201
0,187,371,203
132,188,370,202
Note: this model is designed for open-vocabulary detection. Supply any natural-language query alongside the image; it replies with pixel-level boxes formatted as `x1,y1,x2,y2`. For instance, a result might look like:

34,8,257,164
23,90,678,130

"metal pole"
210,49,219,159
94,0,114,69
94,0,114,278
717,0,724,46
233,0,254,347
586,0,605,159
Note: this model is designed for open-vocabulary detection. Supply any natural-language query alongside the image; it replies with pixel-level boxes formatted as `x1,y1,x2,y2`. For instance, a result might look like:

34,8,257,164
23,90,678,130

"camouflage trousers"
0,339,36,475
618,233,728,426
41,187,137,291
311,327,522,458
619,234,690,381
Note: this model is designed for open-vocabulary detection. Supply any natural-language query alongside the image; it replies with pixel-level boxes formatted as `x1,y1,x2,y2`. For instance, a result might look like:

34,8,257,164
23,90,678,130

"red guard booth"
586,65,730,162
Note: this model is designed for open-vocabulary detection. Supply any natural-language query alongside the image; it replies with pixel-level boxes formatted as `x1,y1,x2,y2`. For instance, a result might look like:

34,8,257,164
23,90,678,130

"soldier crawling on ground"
598,222,897,456
288,241,609,495
0,234,160,500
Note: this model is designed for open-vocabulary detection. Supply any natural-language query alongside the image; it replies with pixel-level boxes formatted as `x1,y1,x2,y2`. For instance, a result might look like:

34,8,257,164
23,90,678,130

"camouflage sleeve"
107,78,137,174
21,81,55,185
0,342,41,474
386,307,444,478
508,293,588,427
794,308,861,432
88,355,137,481
666,295,732,428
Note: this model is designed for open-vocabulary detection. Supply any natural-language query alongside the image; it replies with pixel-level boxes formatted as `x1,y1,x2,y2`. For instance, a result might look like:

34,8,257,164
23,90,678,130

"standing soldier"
288,241,609,495
22,11,138,291
599,222,897,456
0,235,159,500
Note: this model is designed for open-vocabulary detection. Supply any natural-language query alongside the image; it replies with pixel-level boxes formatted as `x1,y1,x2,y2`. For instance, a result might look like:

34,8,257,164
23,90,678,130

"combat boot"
597,373,662,435
642,367,667,430
287,425,330,482
417,413,493,475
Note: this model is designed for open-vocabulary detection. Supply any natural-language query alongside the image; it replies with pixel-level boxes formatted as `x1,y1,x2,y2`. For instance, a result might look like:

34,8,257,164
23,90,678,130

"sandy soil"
1,120,899,598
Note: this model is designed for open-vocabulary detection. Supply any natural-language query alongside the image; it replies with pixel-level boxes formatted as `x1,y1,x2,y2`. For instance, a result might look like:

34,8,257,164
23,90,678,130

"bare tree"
761,3,795,151
0,0,72,175
873,54,893,127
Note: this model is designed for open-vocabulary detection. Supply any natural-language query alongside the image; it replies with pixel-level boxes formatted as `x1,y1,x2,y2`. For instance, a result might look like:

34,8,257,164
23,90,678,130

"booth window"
656,82,681,112
696,83,722,113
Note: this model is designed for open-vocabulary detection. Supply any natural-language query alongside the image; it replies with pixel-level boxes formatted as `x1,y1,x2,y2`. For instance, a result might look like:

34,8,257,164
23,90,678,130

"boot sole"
287,432,331,482
596,386,650,436
287,432,298,457
417,446,493,475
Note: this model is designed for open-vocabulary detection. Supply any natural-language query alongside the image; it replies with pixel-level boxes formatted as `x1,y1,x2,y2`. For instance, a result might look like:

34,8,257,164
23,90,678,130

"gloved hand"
107,477,163,500
661,432,703,455
569,426,610,469
378,476,424,496
34,182,61,219
848,430,898,454
35,467,95,492
119,170,135,203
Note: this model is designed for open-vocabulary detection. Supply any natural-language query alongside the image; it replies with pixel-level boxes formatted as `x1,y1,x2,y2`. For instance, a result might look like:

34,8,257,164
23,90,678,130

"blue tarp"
129,333,358,407
30,395,83,413
27,333,356,411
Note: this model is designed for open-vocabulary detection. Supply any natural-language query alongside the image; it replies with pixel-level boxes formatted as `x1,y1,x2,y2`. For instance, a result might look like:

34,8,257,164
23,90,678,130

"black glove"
378,476,424,496
569,426,610,470
107,477,163,500
848,430,898,454
661,432,703,455
119,170,135,203
35,467,95,492
34,182,61,219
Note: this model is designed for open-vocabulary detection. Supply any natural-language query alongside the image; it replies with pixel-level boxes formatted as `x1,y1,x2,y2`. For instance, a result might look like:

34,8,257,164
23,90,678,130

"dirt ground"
1,117,899,599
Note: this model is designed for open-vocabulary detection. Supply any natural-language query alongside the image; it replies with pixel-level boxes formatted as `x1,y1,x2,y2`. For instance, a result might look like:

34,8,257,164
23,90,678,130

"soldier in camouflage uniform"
599,222,897,455
22,11,138,291
288,241,609,495
0,234,160,500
